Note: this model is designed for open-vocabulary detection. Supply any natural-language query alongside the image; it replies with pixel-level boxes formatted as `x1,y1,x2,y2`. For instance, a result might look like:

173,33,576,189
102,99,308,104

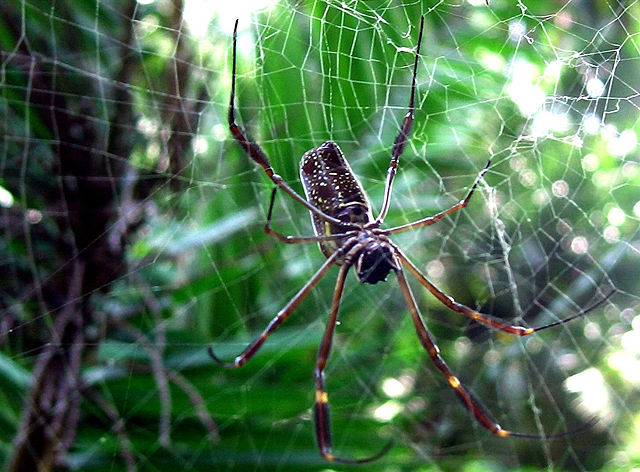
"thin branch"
111,319,172,447
86,390,137,472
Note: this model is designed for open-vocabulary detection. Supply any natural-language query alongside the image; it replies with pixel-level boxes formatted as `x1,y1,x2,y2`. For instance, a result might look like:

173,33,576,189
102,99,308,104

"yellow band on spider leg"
316,390,329,403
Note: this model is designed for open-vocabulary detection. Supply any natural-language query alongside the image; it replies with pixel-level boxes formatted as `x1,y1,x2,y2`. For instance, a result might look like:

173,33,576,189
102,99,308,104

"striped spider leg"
209,15,613,463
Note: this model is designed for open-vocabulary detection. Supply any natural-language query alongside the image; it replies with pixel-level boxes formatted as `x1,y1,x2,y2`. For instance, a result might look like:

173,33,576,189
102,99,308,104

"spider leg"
314,259,393,463
208,250,340,368
264,188,357,244
394,247,614,335
374,16,424,226
382,159,490,235
393,259,596,439
228,20,348,229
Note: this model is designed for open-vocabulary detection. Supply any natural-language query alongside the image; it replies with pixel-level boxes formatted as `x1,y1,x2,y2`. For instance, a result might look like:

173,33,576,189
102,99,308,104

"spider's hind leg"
263,188,356,244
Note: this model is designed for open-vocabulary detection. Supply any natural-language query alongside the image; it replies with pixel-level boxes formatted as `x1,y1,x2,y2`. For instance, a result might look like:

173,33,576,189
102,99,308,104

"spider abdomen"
300,141,374,259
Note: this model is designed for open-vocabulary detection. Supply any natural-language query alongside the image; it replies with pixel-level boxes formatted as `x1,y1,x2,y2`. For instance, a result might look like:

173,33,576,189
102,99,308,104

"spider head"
355,242,398,284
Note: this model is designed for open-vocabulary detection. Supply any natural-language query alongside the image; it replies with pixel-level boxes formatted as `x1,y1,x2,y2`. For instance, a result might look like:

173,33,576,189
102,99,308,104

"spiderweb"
1,1,639,471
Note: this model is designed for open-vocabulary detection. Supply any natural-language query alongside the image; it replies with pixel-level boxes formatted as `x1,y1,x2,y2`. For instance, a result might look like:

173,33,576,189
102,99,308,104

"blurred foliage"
1,1,640,471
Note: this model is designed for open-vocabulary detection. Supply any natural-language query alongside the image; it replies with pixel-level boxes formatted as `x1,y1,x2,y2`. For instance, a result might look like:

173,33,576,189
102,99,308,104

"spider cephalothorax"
209,16,613,464
354,238,397,284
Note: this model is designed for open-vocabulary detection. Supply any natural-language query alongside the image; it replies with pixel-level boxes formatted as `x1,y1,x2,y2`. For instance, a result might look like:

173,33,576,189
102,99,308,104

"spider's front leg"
394,263,509,435
207,251,339,368
393,255,600,439
393,245,614,335
313,256,393,464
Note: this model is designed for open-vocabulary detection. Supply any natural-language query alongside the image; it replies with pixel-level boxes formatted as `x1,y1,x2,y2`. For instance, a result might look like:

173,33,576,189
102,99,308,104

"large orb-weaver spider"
209,17,613,463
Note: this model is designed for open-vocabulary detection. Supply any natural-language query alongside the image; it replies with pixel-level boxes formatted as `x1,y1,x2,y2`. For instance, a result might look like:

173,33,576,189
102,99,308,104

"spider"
209,17,612,463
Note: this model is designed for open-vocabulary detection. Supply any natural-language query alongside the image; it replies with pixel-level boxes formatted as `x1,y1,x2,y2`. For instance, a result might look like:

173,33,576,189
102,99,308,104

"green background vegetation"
1,1,639,471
